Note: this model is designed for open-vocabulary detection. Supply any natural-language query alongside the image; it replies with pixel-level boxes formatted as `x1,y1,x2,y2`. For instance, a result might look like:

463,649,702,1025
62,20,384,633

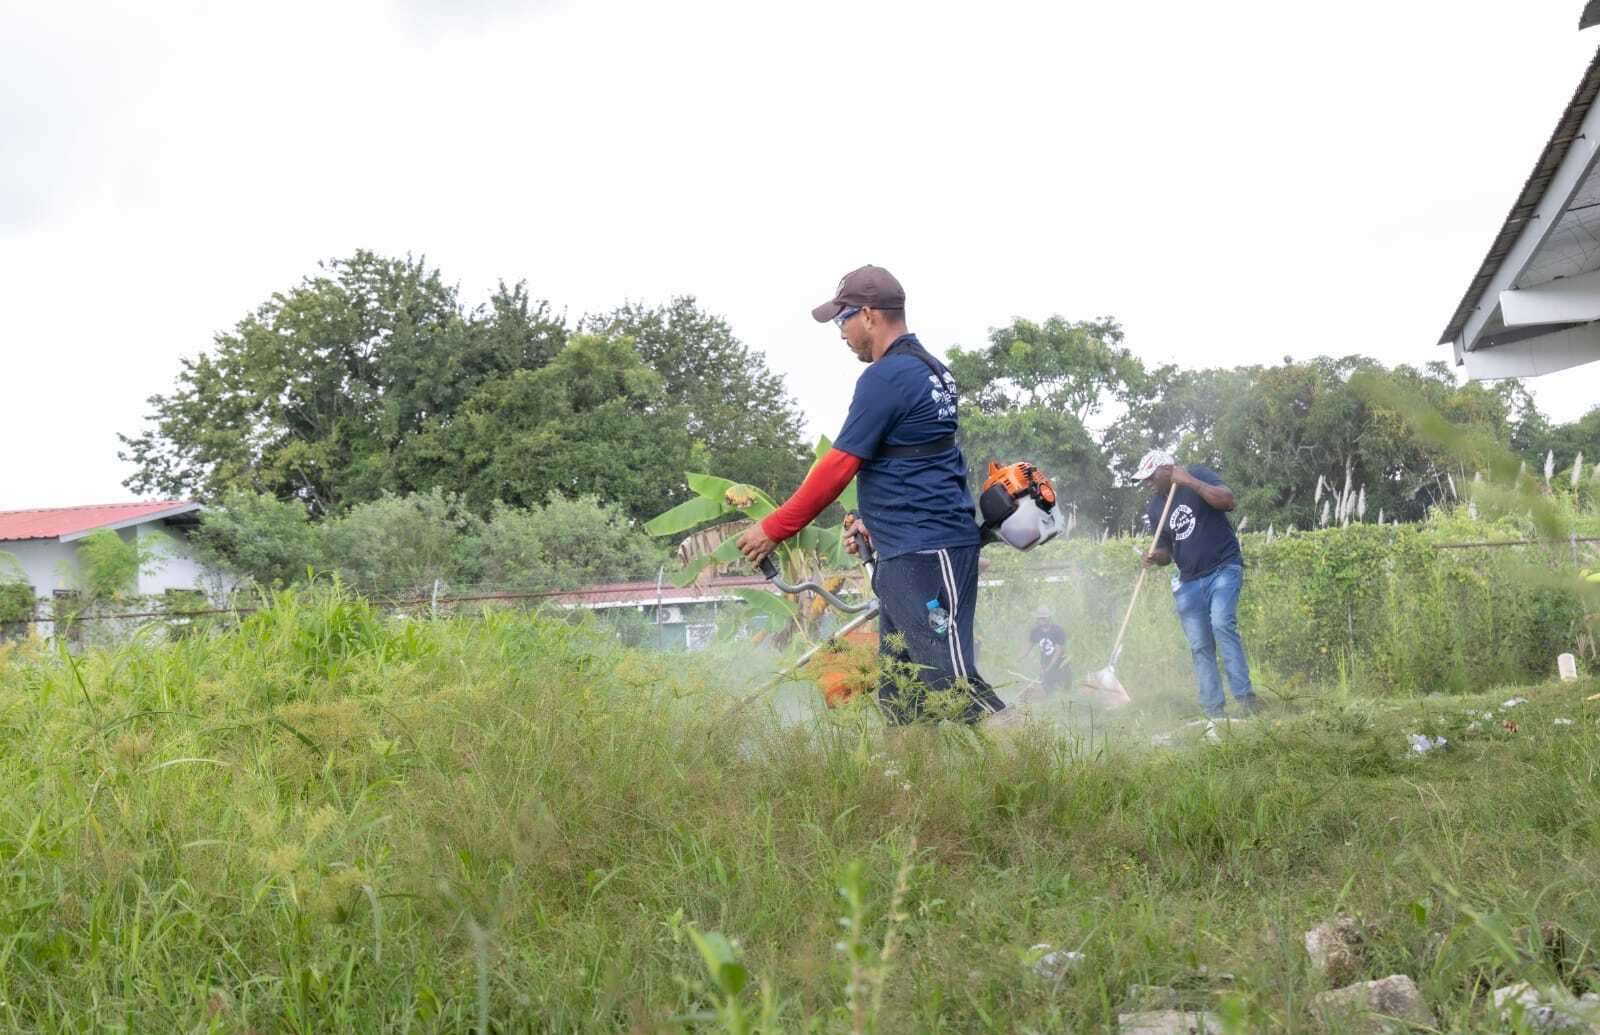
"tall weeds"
0,584,1594,1030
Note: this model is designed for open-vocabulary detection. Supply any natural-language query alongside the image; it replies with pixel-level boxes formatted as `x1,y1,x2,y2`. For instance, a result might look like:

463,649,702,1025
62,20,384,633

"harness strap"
875,339,960,461
878,434,956,459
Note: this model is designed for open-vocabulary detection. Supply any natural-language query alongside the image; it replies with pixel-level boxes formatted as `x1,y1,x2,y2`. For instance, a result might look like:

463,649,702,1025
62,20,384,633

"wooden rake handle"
1106,481,1179,665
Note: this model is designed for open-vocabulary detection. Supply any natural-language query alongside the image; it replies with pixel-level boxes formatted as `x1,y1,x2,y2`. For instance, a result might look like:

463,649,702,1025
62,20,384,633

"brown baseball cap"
810,265,906,322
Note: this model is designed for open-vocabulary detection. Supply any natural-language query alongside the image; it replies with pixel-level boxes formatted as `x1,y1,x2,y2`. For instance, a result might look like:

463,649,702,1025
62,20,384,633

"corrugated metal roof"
1440,43,1600,346
0,501,199,543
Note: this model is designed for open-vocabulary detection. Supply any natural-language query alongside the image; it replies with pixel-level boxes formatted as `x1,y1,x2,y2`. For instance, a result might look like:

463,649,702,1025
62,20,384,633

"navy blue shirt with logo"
1144,465,1243,582
834,334,979,561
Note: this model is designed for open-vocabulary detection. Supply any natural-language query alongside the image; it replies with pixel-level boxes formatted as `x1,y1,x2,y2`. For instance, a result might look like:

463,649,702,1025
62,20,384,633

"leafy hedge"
0,582,34,627
984,506,1598,696
1240,523,1586,692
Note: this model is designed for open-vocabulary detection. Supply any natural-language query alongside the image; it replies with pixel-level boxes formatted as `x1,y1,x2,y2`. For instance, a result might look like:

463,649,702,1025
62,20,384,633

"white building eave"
1442,42,1600,379
57,503,203,543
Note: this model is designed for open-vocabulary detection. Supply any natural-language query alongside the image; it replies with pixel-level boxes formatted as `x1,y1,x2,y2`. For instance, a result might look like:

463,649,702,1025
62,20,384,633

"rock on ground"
1310,974,1431,1033
1304,916,1364,986
1492,983,1600,1033
1117,1009,1222,1034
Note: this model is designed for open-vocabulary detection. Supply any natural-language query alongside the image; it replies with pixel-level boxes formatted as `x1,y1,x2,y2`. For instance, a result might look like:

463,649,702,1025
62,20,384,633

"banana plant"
644,437,860,643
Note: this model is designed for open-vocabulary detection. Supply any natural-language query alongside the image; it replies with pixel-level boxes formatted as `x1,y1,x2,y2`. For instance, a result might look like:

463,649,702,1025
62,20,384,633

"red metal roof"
0,501,198,543
537,574,778,608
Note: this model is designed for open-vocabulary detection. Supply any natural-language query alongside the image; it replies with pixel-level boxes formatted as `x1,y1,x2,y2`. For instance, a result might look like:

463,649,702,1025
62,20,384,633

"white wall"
2,539,69,596
134,523,207,595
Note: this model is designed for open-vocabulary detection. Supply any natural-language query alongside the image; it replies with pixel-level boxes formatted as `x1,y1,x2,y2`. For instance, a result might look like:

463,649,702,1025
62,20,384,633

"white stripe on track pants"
870,545,1005,725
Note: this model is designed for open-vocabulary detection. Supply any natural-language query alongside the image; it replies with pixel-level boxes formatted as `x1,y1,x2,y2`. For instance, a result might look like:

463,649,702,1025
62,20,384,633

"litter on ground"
1028,945,1084,980
1408,734,1447,755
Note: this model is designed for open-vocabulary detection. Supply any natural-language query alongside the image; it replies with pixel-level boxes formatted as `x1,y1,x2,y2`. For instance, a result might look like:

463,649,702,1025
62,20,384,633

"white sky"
3,0,1597,511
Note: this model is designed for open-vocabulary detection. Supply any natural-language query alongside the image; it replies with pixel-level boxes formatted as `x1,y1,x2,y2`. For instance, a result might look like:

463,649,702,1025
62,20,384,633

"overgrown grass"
0,588,1597,1032
983,502,1600,702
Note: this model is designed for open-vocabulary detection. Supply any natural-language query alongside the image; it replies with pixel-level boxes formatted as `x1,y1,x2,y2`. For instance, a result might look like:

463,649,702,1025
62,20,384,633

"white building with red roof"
0,501,207,599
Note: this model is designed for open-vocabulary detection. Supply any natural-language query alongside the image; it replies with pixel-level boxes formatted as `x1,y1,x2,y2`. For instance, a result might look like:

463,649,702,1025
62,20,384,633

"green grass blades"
0,584,1597,1031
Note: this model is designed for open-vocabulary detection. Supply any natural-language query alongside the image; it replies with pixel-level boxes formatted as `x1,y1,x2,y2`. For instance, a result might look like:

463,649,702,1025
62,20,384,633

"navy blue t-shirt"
834,334,980,561
1144,466,1243,582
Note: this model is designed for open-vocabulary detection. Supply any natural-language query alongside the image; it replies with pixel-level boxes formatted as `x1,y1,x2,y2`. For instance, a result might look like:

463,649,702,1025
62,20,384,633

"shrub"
479,494,664,590
986,504,1597,696
71,528,163,602
321,489,483,597
0,580,34,640
188,492,321,589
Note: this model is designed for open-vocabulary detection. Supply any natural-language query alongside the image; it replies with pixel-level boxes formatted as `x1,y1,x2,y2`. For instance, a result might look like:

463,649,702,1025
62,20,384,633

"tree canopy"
123,252,1597,552
121,255,811,525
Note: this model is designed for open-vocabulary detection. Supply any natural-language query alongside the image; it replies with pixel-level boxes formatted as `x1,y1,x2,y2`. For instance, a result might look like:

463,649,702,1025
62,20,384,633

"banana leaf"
686,473,778,521
730,587,800,634
644,495,735,537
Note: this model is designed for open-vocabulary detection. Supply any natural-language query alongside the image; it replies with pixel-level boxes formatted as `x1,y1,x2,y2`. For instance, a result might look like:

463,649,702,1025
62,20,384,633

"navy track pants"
871,545,1005,725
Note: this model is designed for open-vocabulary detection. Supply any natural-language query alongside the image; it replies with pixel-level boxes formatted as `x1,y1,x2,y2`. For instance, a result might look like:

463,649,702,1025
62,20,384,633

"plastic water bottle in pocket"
925,598,949,638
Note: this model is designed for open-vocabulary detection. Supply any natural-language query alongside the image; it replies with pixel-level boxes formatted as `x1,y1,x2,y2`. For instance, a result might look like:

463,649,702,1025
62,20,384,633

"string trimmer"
729,458,1066,715
755,523,876,681
719,524,877,717
1082,480,1178,703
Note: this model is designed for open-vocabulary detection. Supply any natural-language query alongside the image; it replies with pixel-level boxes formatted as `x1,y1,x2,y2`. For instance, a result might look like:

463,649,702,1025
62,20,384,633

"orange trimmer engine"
978,460,1062,551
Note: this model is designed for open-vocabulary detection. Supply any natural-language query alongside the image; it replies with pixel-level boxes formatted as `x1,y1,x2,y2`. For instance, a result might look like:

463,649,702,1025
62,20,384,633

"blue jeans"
1173,564,1254,717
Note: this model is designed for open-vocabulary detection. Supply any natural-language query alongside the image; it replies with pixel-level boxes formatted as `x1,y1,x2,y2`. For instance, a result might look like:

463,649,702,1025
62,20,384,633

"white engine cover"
997,496,1061,551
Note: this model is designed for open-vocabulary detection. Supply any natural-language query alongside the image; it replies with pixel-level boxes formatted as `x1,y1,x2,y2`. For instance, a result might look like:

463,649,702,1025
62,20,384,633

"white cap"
1132,449,1176,483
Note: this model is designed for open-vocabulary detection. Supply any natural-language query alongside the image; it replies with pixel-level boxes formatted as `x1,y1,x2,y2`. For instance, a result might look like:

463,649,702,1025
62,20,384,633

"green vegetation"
983,504,1600,702
118,254,810,522
188,490,665,596
68,529,163,603
644,440,861,643
119,252,1600,544
0,585,1595,1032
79,253,1600,1031
0,554,34,640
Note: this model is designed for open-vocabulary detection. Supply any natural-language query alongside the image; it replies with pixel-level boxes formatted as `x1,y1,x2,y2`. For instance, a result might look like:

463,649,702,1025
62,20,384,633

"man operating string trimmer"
736,265,1011,725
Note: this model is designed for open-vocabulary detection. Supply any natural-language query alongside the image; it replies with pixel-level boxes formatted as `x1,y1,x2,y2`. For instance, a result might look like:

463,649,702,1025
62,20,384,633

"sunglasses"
834,306,862,329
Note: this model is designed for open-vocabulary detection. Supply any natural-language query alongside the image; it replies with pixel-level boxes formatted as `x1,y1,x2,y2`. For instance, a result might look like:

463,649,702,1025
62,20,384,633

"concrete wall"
134,523,208,595
1,539,76,596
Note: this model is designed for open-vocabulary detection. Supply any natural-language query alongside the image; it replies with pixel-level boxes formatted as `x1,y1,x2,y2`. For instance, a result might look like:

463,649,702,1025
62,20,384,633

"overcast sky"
3,0,1597,511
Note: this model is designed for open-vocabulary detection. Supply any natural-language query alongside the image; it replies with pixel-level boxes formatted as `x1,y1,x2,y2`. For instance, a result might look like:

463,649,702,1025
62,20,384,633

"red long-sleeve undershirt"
759,448,863,542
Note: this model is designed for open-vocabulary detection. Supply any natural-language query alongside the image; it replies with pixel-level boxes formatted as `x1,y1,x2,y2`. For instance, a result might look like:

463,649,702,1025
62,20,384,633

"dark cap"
811,265,906,322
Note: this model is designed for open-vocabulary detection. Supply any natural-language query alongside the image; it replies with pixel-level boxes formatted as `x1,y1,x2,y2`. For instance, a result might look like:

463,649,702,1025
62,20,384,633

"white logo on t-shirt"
1169,504,1197,542
1038,637,1057,657
928,372,958,420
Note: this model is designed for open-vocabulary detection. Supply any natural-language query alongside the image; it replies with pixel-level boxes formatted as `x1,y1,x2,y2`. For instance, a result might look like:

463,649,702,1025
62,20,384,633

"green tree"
70,529,163,602
187,492,322,589
947,316,1146,531
0,553,34,639
119,252,567,514
479,495,665,590
321,489,483,596
581,298,811,496
1204,358,1515,531
1514,401,1600,477
1104,365,1256,469
1101,364,1259,530
948,316,1146,423
404,333,695,523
